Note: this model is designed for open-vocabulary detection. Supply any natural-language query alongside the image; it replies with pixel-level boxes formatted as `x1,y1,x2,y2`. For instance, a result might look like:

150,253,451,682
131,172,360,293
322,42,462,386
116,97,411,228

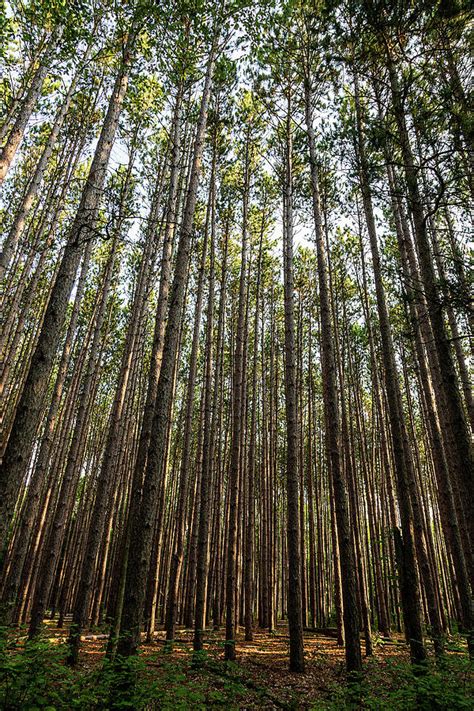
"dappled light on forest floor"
11,621,467,709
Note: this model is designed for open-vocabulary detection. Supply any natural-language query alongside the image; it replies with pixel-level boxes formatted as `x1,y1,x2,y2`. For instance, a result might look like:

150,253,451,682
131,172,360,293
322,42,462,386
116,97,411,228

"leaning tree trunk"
0,31,135,555
386,55,474,548
165,171,212,643
28,232,118,637
0,243,92,622
0,26,63,185
66,143,150,664
132,85,183,489
353,73,427,665
0,39,93,279
386,166,474,654
115,44,216,658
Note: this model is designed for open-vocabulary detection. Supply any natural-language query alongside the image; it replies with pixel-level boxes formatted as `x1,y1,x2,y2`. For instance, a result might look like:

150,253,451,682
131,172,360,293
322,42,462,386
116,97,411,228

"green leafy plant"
312,655,473,710
0,631,251,710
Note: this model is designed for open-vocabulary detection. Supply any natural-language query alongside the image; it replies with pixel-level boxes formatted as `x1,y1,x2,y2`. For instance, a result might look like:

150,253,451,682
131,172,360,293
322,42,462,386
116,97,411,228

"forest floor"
76,623,384,708
8,620,465,709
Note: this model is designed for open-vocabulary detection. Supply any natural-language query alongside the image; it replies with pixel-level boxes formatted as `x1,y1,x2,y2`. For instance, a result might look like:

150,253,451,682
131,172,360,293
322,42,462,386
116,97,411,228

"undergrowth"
0,628,472,710
315,653,473,710
0,628,246,710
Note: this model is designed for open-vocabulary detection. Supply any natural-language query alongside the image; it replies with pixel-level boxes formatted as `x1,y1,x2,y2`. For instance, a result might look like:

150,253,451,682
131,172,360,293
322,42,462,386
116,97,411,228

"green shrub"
313,655,473,710
0,630,244,709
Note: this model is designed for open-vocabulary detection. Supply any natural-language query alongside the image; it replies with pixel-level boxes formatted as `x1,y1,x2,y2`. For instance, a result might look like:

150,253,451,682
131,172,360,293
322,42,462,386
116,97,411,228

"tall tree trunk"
28,232,118,637
0,27,63,184
243,213,264,643
283,92,305,673
225,131,250,662
386,55,474,546
0,39,93,279
115,44,216,658
0,31,135,554
304,78,361,673
193,169,217,652
353,73,427,664
165,161,213,642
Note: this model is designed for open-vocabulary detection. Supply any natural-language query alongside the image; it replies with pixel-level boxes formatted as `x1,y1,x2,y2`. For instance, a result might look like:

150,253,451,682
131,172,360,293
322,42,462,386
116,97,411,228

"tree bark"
115,44,216,657
0,31,135,554
304,78,361,673
283,92,305,673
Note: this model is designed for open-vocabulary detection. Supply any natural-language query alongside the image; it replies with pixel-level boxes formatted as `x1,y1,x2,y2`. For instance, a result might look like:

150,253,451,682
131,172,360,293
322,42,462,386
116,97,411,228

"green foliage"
0,630,252,710
313,655,474,710
0,2,15,62
0,627,76,710
22,0,94,45
124,74,164,127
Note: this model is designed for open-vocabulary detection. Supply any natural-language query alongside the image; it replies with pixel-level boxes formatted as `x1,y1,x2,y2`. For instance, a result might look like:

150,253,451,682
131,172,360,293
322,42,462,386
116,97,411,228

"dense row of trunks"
0,0,472,675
